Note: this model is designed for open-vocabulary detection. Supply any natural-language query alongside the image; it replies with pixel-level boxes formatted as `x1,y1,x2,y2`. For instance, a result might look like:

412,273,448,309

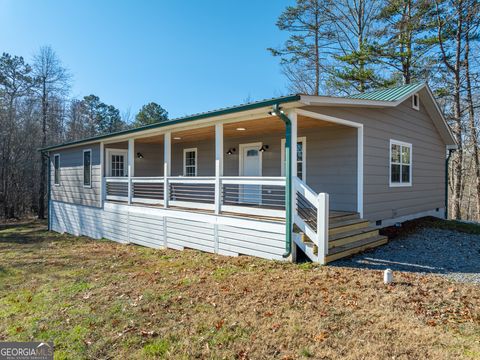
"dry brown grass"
0,222,479,359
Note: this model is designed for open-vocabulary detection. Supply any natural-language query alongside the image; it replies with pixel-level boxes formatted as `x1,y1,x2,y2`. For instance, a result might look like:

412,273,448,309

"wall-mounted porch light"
236,127,246,131
136,152,144,159
226,148,236,155
259,145,269,152
173,137,181,140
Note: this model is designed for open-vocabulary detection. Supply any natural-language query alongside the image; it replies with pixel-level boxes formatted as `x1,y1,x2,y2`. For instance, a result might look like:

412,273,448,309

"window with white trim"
107,149,127,177
390,140,412,186
281,137,306,181
412,93,419,110
54,154,60,185
183,148,197,176
83,149,92,187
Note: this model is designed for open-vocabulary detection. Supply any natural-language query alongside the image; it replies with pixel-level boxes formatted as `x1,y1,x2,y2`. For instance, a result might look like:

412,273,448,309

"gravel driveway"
331,227,480,284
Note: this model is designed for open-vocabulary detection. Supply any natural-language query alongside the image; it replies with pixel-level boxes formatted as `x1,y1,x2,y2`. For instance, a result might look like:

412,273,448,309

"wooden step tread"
329,211,359,220
329,218,370,235
329,228,379,249
329,218,369,228
326,235,388,263
329,226,379,241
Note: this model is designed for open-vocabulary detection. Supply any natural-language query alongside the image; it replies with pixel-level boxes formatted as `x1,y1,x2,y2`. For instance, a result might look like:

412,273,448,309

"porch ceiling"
134,115,338,144
136,135,164,144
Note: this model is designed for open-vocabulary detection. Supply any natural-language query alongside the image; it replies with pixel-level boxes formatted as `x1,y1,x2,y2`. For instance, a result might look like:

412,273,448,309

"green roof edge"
346,82,425,101
40,94,301,152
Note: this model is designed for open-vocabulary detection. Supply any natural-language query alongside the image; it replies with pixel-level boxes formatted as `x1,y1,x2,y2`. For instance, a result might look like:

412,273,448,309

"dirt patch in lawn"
0,222,479,359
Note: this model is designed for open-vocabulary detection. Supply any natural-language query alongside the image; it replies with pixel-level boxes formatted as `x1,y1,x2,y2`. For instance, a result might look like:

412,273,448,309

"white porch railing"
168,177,216,210
104,176,286,217
105,177,129,202
293,177,329,264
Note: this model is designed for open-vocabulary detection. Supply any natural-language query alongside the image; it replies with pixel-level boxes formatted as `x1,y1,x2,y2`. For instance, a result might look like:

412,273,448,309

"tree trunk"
447,0,464,220
38,80,48,219
464,5,480,220
358,0,365,92
314,5,320,95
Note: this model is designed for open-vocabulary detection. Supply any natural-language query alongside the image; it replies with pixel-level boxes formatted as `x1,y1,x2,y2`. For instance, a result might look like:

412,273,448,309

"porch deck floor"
106,200,355,223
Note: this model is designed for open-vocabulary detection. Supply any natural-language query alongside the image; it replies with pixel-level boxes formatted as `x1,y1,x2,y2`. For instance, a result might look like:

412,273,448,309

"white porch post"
164,131,171,208
357,126,364,218
289,111,298,223
127,138,134,204
215,123,224,214
317,192,329,264
100,141,105,206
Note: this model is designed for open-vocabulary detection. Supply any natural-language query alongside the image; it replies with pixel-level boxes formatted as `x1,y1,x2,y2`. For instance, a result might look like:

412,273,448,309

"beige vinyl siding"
171,140,215,176
306,97,446,222
135,142,164,177
50,144,101,207
299,126,357,212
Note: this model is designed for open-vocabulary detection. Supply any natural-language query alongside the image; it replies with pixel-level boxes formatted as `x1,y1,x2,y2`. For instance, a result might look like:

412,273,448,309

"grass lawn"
0,222,479,359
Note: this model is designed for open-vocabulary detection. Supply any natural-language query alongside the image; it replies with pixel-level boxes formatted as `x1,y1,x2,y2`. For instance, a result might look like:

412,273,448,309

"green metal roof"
40,82,429,152
40,94,301,152
346,82,425,102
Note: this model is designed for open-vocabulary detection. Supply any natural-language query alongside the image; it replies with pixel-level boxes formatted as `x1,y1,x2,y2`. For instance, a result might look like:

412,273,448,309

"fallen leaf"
314,331,329,342
215,319,224,330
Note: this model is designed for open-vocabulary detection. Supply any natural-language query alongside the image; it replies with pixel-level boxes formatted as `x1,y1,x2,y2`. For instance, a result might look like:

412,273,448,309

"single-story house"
41,82,457,264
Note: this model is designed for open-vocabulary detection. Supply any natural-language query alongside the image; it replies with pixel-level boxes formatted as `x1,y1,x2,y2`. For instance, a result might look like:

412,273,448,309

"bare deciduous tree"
32,46,71,219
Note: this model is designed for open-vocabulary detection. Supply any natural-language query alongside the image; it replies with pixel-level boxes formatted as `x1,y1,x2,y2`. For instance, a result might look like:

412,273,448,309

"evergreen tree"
324,0,388,93
133,102,168,127
376,0,437,84
268,0,333,95
80,94,126,135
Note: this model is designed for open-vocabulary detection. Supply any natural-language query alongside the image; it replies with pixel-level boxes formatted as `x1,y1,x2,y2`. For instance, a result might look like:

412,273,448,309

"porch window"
281,137,306,181
183,148,197,176
83,149,92,187
390,140,412,187
107,149,127,177
54,154,60,185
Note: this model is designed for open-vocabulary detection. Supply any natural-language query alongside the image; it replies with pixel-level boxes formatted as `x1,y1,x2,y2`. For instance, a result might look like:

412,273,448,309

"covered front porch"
99,108,366,263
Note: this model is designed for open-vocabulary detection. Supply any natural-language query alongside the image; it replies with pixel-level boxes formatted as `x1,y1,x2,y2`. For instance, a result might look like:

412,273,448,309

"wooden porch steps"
326,235,388,263
329,226,380,248
329,218,370,235
297,211,388,263
327,212,387,263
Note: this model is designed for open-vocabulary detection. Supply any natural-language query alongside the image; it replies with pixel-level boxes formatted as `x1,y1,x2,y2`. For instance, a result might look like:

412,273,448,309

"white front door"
239,143,262,204
106,149,128,177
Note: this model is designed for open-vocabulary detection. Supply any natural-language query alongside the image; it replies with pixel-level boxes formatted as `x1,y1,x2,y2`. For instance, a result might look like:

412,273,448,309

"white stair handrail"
293,176,329,264
293,177,319,208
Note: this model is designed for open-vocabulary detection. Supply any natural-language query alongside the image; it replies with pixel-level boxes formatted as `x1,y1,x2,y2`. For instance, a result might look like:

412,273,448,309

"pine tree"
268,0,333,95
133,102,168,127
376,0,437,84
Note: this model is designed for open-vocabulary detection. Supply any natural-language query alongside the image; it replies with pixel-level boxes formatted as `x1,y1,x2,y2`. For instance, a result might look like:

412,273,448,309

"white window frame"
106,148,128,177
183,148,198,176
412,93,420,111
389,139,412,187
53,154,60,186
281,136,307,180
83,149,92,188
